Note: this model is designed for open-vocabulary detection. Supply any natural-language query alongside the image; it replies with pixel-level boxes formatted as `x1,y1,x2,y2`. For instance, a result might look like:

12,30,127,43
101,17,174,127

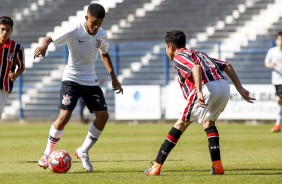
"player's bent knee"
95,111,109,122
174,120,191,132
203,119,215,129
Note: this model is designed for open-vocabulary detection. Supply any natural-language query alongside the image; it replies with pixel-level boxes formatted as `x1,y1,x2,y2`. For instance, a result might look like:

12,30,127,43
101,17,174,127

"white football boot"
75,147,94,172
38,153,49,169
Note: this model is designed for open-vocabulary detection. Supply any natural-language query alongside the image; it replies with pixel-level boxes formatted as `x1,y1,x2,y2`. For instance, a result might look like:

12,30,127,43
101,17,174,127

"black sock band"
49,136,60,143
155,127,182,164
205,126,221,161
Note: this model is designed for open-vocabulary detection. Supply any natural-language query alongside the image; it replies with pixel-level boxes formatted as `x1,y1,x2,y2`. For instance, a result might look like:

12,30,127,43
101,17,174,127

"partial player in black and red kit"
0,16,25,119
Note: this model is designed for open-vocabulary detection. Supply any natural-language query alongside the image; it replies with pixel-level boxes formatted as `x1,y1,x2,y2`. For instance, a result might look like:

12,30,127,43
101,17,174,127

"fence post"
271,40,275,47
64,44,69,64
164,50,169,85
217,42,221,60
18,75,24,120
113,44,119,75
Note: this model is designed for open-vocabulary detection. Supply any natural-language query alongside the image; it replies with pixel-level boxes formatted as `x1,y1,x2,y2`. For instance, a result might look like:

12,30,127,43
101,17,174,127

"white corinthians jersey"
51,23,109,86
265,47,282,85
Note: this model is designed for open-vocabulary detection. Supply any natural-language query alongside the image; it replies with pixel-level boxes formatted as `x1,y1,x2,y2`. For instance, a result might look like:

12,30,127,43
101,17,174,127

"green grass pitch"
0,122,282,184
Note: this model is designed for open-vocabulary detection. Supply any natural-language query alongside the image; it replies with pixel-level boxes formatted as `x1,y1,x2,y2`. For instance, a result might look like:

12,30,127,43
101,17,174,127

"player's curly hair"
165,30,186,48
87,3,105,19
0,16,13,28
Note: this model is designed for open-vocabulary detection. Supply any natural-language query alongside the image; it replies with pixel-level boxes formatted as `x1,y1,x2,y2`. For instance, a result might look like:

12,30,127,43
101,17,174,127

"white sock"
44,124,64,155
80,123,102,153
275,105,282,126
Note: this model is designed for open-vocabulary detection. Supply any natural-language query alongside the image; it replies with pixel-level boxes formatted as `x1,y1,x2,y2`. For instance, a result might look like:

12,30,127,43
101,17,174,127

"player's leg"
203,119,224,175
79,98,89,124
156,120,192,166
38,81,79,169
79,98,85,123
201,79,230,175
144,119,192,176
75,86,108,172
0,90,8,119
272,92,282,132
38,109,72,168
77,110,108,153
75,111,108,172
145,90,198,176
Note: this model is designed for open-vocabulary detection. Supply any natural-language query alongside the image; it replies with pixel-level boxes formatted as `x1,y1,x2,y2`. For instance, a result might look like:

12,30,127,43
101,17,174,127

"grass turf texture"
0,122,281,184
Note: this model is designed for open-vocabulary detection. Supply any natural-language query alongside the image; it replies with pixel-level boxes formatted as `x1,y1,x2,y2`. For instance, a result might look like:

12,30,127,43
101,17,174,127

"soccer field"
0,122,281,184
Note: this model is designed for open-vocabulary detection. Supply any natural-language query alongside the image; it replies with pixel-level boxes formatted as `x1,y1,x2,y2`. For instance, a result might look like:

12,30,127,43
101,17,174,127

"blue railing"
15,40,274,119
18,74,23,120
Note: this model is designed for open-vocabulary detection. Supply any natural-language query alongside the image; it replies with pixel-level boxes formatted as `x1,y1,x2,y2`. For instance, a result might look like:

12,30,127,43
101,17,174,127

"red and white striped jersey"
173,48,229,99
0,39,25,93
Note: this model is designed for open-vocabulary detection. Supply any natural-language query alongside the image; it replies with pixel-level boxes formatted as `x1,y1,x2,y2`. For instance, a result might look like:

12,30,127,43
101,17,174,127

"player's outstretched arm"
265,61,276,68
100,52,123,94
34,36,53,59
224,63,256,103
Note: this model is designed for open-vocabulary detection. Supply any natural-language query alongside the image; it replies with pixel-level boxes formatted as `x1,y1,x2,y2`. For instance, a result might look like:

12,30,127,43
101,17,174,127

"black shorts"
59,81,107,112
275,85,282,97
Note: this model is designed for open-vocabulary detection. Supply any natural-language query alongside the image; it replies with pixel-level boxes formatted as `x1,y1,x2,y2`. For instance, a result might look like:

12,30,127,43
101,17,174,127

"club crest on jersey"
95,39,102,48
7,53,14,62
62,94,72,106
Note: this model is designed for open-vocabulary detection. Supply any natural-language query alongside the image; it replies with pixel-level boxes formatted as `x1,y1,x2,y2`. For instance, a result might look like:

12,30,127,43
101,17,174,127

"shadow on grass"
165,168,282,176
20,161,282,175
226,168,282,175
40,168,282,175
22,159,183,164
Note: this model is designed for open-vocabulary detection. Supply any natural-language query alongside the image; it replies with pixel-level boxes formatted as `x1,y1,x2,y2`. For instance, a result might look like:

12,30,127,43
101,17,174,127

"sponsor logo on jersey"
78,40,86,43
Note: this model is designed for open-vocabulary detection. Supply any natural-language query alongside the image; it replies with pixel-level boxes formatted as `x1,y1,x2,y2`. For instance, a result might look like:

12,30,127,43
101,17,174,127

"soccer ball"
48,150,72,173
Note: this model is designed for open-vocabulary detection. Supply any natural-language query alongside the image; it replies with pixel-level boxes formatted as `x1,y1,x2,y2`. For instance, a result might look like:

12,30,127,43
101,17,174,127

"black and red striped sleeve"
212,57,229,71
15,44,25,69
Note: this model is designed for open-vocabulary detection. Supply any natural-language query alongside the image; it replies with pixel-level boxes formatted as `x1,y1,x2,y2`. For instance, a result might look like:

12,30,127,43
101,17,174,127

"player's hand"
197,91,207,108
9,72,18,81
238,87,256,103
34,46,47,59
112,79,123,94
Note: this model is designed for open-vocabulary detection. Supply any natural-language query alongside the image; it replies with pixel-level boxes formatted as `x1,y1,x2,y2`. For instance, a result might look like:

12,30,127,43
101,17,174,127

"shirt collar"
176,47,187,55
1,39,11,48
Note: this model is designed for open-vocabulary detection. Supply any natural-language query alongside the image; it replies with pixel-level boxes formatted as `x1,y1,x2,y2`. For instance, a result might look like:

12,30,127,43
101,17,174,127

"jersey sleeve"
99,32,109,54
264,48,273,64
212,57,229,71
16,46,25,69
51,25,77,46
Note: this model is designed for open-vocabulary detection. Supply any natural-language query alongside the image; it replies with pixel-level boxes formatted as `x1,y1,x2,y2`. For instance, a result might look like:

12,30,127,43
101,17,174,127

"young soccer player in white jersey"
144,30,255,176
265,31,282,133
34,3,123,172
